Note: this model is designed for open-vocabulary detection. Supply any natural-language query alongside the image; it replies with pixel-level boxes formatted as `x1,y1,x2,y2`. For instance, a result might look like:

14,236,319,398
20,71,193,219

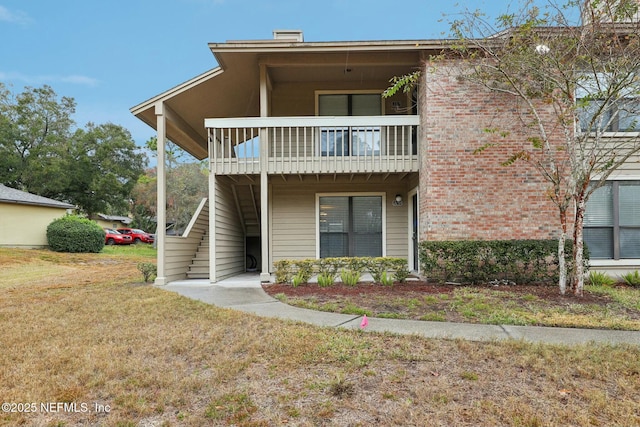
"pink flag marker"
360,315,368,329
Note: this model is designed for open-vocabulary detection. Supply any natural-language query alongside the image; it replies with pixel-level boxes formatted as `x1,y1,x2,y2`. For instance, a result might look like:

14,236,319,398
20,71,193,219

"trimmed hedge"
47,215,105,253
420,239,588,285
273,257,410,285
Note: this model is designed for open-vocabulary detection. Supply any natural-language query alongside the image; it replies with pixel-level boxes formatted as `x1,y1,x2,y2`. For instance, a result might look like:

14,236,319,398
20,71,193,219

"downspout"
154,102,168,285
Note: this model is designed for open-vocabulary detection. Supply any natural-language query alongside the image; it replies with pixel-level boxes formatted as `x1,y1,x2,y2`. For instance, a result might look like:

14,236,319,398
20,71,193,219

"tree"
64,123,146,217
132,137,208,234
436,0,640,295
0,84,146,216
0,84,76,191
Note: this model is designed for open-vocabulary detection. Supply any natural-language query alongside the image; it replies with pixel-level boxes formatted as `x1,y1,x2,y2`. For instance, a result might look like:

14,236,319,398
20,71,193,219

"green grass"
101,243,156,258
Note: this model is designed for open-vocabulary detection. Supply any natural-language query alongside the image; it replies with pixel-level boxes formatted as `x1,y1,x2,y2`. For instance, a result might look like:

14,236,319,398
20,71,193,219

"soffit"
131,39,440,159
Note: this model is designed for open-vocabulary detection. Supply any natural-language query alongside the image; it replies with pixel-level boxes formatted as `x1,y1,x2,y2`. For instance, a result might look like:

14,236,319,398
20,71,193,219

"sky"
0,0,552,151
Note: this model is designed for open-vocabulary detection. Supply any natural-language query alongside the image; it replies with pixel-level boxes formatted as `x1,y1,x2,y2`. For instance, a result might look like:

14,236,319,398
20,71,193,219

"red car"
104,229,133,245
117,228,155,244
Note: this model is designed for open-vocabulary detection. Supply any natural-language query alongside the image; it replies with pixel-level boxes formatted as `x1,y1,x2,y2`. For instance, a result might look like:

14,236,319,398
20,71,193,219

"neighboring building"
131,29,639,285
92,214,132,230
0,184,75,248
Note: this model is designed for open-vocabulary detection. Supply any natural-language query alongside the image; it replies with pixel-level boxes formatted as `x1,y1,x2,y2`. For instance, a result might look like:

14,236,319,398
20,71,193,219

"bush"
380,271,395,286
137,263,157,283
588,271,617,287
340,269,361,286
620,271,640,287
273,260,293,284
47,215,105,253
317,272,335,287
419,239,588,285
272,257,410,285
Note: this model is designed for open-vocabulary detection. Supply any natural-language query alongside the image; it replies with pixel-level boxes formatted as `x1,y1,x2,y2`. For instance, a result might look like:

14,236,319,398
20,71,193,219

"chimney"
272,30,304,42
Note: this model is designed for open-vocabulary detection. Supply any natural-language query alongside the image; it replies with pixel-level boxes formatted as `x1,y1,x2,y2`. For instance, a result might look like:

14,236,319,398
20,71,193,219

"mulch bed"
262,281,612,304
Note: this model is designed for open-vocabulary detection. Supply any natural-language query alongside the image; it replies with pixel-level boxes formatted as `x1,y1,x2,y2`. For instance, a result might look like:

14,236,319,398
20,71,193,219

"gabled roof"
0,184,75,209
131,32,450,159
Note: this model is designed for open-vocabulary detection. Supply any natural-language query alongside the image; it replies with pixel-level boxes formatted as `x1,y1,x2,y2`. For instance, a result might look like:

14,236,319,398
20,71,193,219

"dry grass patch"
0,249,639,426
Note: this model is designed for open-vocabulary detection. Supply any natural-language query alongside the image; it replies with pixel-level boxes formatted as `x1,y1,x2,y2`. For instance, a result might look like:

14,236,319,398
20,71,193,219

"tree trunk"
558,209,568,295
573,195,586,297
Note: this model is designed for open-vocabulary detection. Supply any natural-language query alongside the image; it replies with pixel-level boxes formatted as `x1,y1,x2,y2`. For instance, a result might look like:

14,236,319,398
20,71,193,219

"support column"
209,172,217,283
260,170,270,282
154,102,167,285
259,63,271,282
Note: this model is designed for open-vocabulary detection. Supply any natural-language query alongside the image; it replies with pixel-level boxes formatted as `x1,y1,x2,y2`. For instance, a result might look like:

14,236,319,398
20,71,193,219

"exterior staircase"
187,231,209,279
235,184,261,237
183,184,260,280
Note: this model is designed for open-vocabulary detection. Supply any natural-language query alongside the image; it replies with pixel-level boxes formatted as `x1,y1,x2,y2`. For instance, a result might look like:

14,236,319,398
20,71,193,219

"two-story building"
131,29,639,285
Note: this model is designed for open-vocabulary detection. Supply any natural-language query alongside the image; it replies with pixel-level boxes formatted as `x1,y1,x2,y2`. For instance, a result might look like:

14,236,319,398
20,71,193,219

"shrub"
317,272,335,287
273,257,410,286
137,263,157,283
588,271,617,287
388,258,410,283
340,269,361,286
273,260,292,284
419,239,588,285
317,258,341,282
292,259,315,284
47,215,105,253
380,271,395,286
620,271,640,287
367,257,391,283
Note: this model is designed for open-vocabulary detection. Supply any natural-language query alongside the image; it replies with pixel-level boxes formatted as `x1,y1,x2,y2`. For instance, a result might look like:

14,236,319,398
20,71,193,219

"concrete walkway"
163,274,640,346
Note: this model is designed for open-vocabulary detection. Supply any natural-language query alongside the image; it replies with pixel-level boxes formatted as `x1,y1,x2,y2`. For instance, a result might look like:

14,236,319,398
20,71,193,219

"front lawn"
1,248,639,426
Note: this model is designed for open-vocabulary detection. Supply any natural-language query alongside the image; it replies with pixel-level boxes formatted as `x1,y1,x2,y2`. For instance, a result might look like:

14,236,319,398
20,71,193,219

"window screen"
319,196,382,258
584,181,640,259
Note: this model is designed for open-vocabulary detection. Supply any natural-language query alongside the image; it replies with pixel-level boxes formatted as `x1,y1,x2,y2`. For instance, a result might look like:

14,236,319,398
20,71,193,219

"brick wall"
419,60,560,242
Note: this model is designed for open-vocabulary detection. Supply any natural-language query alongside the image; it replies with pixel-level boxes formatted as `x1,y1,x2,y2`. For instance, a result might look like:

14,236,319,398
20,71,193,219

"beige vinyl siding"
271,185,317,261
612,152,640,177
270,179,410,264
214,181,245,280
0,204,70,248
271,82,409,117
164,199,209,283
591,139,640,178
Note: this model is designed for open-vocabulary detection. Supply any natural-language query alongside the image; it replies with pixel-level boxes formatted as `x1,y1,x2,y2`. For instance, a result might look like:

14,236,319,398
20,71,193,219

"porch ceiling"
131,38,438,160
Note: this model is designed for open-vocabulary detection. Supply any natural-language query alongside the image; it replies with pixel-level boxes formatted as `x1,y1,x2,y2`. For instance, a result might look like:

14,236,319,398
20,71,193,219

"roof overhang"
131,35,454,159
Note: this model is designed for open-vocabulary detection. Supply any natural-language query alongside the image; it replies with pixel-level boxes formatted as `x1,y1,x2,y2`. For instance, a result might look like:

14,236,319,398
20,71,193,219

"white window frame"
315,192,387,259
315,90,386,158
586,175,640,269
576,72,640,136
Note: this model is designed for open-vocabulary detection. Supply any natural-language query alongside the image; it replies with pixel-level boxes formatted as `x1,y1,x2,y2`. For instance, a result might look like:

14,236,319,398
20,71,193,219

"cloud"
60,75,100,86
0,5,32,25
0,71,99,87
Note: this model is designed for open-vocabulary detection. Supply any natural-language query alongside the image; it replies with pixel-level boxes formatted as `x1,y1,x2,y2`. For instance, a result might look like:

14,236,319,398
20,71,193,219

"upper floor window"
578,98,640,132
317,92,382,157
577,73,640,133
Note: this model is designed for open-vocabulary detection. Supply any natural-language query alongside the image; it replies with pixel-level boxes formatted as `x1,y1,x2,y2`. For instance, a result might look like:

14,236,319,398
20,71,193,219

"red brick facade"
419,61,560,242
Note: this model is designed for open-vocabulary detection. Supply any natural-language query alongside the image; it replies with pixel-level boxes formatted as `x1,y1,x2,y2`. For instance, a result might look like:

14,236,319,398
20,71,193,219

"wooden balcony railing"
206,116,420,175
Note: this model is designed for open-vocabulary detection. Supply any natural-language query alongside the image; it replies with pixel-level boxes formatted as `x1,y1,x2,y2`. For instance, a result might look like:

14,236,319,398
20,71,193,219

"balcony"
206,116,420,175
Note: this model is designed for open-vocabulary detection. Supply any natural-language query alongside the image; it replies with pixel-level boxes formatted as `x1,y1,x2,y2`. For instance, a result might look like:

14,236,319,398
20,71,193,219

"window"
578,99,640,132
584,181,640,259
318,195,383,258
577,73,640,132
318,93,382,157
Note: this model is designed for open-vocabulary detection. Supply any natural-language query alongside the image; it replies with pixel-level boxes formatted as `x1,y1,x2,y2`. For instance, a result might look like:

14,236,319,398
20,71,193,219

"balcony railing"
205,116,420,175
